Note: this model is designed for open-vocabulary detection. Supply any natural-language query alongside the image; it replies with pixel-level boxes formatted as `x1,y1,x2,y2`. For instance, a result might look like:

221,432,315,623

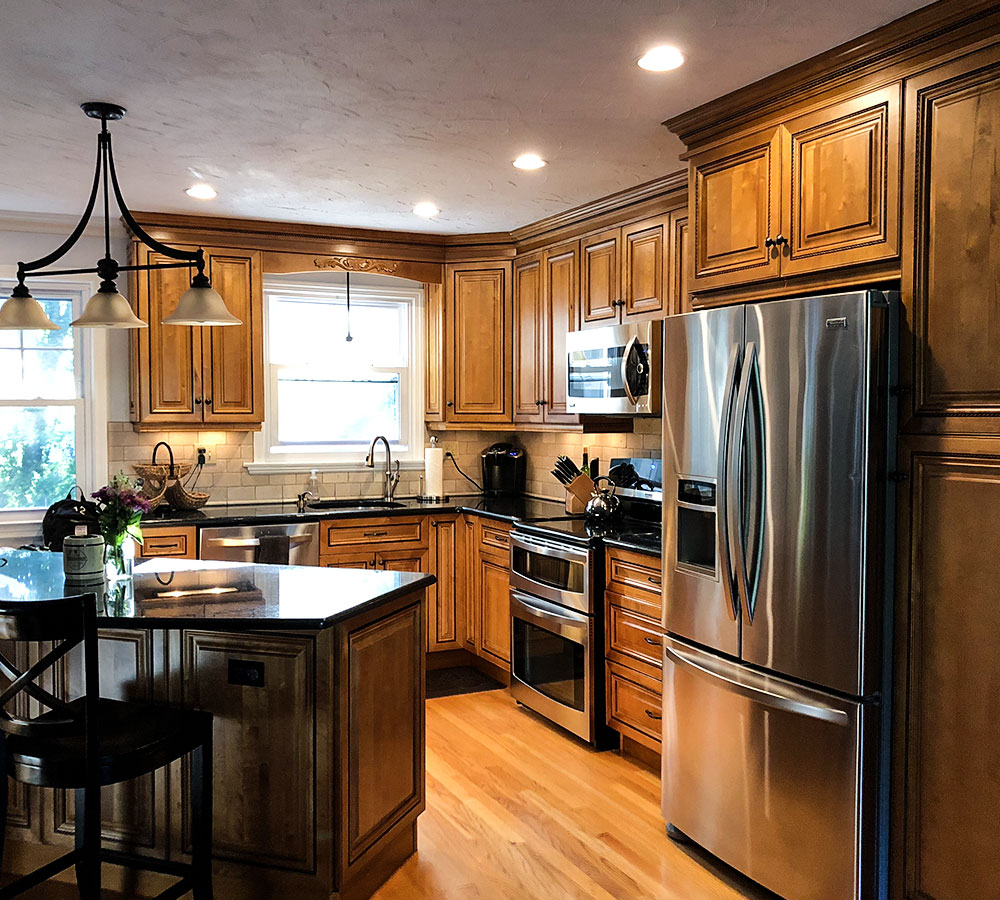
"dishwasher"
199,522,319,566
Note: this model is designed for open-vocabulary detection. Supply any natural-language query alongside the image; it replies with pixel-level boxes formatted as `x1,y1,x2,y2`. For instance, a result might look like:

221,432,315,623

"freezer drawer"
661,637,876,900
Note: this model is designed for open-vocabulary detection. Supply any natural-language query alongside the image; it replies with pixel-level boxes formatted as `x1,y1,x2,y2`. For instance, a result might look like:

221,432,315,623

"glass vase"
104,537,135,582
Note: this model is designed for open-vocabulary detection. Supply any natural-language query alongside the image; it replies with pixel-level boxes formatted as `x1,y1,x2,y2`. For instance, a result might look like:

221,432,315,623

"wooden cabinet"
478,551,511,669
604,547,663,753
460,515,478,653
580,217,678,327
428,516,460,651
668,211,691,313
424,282,445,422
689,85,901,293
129,243,264,431
513,243,580,426
895,447,1000,900
443,261,513,425
901,44,1000,434
141,525,197,559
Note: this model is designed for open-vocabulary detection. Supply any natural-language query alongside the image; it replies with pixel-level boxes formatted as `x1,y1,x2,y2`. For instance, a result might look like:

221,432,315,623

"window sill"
244,459,426,476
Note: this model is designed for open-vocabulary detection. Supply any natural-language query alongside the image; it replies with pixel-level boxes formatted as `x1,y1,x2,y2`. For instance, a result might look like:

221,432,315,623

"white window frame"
0,268,108,534
249,280,424,474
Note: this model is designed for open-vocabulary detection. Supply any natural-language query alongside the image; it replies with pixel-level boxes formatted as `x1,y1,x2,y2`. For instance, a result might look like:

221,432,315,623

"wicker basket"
164,481,210,510
133,462,192,480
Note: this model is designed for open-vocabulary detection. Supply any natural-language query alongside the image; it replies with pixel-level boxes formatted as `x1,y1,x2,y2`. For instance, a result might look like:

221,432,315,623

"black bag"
42,487,100,552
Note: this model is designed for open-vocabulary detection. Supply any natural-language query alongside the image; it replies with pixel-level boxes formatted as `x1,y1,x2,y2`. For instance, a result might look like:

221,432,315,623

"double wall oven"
508,530,601,745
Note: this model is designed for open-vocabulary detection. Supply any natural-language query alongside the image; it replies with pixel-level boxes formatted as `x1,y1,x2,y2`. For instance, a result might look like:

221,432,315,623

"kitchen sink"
306,499,405,510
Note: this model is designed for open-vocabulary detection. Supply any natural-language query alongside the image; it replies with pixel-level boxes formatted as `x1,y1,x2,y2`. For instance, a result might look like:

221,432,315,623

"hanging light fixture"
0,102,241,330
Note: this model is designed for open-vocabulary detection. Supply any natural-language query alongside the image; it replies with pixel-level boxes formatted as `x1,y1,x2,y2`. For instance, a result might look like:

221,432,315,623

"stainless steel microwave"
566,321,661,415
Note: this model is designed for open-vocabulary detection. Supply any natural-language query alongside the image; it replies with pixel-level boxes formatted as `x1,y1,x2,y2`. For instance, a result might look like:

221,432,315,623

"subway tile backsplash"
106,419,661,506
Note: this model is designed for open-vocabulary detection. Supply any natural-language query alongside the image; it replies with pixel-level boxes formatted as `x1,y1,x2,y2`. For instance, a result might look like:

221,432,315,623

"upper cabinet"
513,242,580,426
689,85,901,293
580,215,681,326
129,243,264,431
901,43,1000,434
425,261,513,427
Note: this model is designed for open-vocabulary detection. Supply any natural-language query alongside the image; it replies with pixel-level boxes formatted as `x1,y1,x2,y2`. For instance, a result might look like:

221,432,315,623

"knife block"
564,474,593,515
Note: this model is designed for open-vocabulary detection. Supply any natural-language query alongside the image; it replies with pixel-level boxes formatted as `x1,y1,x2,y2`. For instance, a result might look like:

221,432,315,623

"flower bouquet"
92,472,152,579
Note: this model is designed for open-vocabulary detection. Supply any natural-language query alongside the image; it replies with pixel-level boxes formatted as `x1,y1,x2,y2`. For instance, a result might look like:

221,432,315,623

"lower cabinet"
478,553,511,668
140,526,198,559
604,547,664,754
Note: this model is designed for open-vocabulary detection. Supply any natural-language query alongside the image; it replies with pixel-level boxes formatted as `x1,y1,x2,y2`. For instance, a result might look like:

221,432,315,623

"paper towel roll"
424,444,444,498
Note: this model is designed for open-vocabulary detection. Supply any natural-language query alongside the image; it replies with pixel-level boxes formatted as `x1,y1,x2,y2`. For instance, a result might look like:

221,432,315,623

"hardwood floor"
373,690,776,900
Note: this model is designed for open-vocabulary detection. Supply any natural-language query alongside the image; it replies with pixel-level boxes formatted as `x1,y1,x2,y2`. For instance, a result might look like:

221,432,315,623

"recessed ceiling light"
637,45,685,71
413,201,440,218
513,153,546,170
185,183,217,200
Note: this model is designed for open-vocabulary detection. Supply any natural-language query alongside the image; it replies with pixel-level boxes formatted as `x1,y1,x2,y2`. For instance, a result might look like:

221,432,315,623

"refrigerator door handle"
716,343,741,621
728,341,756,622
664,644,850,726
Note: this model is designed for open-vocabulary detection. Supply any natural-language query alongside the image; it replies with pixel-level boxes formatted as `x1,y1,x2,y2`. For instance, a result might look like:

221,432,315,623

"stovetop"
515,515,662,552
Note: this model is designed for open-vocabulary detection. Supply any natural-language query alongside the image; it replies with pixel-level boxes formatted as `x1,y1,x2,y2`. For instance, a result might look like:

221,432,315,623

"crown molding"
665,0,1000,148
510,171,687,248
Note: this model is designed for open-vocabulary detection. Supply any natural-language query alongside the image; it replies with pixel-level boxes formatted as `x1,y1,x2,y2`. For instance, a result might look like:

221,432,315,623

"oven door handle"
510,590,590,640
509,533,589,565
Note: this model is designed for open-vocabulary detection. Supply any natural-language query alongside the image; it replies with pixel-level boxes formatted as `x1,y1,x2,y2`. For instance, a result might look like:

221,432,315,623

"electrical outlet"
197,446,215,465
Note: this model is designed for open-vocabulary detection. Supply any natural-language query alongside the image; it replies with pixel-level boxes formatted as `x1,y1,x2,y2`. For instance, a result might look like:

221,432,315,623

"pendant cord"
345,270,353,342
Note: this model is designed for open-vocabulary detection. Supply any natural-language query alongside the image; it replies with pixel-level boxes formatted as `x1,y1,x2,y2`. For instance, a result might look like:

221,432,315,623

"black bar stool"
0,592,213,899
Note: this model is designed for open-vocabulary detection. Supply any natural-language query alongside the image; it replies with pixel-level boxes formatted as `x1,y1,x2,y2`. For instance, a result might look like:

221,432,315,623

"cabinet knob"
194,398,202,405
773,235,788,247
446,400,454,408
538,400,547,406
764,237,775,249
205,398,213,405
536,400,542,406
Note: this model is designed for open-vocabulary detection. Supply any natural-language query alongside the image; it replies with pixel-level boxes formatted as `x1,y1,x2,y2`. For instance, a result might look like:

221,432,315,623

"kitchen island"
0,550,433,900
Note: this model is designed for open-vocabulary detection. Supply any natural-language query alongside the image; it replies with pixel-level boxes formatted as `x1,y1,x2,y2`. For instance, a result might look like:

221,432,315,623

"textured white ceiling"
0,0,928,234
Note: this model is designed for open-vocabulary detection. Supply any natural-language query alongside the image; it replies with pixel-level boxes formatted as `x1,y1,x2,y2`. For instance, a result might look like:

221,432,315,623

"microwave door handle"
621,335,638,406
717,343,741,621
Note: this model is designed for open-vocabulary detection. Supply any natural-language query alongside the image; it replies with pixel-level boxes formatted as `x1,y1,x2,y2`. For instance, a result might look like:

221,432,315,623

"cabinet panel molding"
580,230,620,324
513,254,544,423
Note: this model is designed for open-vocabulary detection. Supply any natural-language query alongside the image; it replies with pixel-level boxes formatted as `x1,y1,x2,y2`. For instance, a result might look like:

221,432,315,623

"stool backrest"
0,593,99,739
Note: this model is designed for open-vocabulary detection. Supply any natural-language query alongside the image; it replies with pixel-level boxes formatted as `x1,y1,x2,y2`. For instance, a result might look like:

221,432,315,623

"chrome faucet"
296,490,318,514
365,435,400,501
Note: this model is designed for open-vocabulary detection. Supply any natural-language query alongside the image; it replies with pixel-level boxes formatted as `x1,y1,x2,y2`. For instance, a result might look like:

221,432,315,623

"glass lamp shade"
71,287,148,329
162,282,241,326
0,292,60,330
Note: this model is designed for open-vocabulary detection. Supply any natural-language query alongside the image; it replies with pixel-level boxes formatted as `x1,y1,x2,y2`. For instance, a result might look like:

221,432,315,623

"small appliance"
566,321,661,415
481,442,526,496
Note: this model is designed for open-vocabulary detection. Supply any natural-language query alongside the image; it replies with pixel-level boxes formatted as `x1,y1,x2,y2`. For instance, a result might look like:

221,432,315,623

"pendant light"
0,102,241,330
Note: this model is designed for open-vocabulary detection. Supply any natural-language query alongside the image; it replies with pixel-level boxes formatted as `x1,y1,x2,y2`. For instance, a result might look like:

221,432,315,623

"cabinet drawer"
607,602,663,672
323,517,425,549
607,661,662,747
480,522,512,554
607,549,663,606
142,526,197,559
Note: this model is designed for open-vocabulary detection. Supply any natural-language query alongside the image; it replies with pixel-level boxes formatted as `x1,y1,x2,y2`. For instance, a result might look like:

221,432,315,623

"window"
251,278,423,470
0,276,106,519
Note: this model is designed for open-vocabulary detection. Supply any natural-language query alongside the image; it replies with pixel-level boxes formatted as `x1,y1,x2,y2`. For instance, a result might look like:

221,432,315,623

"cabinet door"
428,517,460,651
180,631,315,872
131,244,203,426
141,526,197,559
690,127,782,290
781,85,901,277
513,254,544,423
424,282,446,422
898,451,1000,900
667,211,690,315
461,517,478,651
446,263,512,423
322,550,376,569
580,229,621,325
543,241,580,424
375,546,430,573
202,250,264,424
902,45,1000,433
478,553,511,669
622,217,666,319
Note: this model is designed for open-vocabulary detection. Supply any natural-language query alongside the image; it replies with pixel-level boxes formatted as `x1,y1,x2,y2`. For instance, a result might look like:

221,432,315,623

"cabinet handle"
536,399,543,406
773,234,788,247
204,398,213,405
647,575,661,585
363,530,388,537
194,398,202,405
764,237,776,249
538,400,547,407
643,636,661,647
644,709,662,720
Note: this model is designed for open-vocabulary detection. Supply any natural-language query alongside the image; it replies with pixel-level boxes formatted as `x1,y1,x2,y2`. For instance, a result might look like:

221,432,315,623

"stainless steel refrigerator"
660,290,897,900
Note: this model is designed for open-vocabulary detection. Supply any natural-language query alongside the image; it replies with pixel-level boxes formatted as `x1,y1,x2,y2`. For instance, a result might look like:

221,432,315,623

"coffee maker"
481,443,526,496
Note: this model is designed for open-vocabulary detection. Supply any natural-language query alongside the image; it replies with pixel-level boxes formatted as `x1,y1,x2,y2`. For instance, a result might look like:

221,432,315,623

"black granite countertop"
141,494,567,529
0,551,434,630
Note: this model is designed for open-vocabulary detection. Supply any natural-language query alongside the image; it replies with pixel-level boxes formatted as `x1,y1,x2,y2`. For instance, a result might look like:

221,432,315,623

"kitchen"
0,1,996,899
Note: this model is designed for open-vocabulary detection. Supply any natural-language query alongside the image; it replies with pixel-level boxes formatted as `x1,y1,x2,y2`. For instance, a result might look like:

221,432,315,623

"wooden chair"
0,593,213,899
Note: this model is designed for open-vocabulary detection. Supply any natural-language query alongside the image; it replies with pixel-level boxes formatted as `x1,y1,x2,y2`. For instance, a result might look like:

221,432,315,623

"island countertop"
0,549,435,630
